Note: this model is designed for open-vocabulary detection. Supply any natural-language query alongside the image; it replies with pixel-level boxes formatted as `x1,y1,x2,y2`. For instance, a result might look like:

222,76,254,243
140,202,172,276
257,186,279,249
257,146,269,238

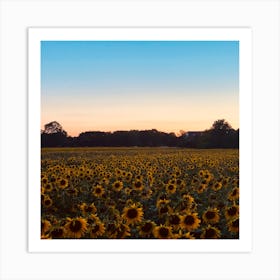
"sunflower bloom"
167,213,182,230
112,180,123,192
41,219,51,235
180,212,201,231
92,185,105,198
65,217,88,238
166,183,177,194
153,225,173,239
202,208,220,224
89,222,106,238
122,203,144,225
133,180,144,191
80,202,97,216
225,205,239,221
57,178,69,189
227,218,239,233
228,187,239,201
201,225,221,239
138,220,156,238
48,227,65,239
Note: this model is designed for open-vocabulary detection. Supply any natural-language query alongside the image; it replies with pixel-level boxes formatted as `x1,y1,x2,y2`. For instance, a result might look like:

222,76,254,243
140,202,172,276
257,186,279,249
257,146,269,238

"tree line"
41,119,239,149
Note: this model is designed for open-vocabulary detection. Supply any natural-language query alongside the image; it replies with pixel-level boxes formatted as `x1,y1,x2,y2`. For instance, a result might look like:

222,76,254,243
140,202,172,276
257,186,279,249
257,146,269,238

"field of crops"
41,147,239,239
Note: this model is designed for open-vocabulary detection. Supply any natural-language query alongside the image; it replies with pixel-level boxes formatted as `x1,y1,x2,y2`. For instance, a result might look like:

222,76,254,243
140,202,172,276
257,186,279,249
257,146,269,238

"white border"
1,1,279,279
28,27,252,253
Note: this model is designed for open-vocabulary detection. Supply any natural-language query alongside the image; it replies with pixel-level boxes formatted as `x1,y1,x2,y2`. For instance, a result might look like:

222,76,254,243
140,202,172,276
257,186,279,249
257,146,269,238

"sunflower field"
41,147,239,239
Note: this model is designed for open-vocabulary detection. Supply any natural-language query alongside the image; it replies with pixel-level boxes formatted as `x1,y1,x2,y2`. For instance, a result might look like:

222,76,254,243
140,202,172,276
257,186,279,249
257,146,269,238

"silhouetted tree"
40,120,239,148
41,121,68,147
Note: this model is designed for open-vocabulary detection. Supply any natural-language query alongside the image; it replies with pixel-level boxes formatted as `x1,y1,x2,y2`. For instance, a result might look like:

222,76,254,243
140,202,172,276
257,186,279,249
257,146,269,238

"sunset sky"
41,41,239,137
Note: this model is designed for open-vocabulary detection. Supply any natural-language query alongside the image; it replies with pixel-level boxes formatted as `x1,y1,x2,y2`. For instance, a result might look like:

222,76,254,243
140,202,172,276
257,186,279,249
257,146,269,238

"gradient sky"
41,41,239,137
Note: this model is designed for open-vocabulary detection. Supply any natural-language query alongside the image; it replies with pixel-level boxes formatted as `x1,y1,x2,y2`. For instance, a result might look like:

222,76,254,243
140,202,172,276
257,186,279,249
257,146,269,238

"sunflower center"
159,227,169,238
115,183,120,188
95,188,102,194
127,208,138,219
135,181,141,188
204,228,216,238
184,215,195,225
168,185,174,190
142,223,152,232
232,189,237,196
159,206,169,214
91,224,100,234
205,211,215,219
69,220,82,232
85,206,93,212
45,199,51,206
170,215,180,225
227,207,237,216
60,180,66,185
51,228,63,238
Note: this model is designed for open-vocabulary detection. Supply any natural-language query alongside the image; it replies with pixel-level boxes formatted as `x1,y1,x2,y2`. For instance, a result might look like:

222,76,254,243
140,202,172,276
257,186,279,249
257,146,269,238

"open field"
41,147,239,239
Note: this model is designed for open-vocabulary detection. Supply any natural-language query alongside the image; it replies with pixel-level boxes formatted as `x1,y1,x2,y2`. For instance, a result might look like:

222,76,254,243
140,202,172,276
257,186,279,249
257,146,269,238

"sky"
41,41,239,137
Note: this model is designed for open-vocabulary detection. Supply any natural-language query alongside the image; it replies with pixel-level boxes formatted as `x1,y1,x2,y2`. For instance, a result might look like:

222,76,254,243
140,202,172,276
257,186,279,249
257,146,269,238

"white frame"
28,27,252,253
1,1,279,279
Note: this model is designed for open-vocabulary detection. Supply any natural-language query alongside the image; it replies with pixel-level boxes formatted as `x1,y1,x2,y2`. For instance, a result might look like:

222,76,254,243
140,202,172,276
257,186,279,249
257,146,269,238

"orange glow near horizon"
41,92,239,137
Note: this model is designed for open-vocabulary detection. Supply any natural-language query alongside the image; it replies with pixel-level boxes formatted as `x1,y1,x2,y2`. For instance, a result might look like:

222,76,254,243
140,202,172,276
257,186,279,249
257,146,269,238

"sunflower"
122,203,144,225
167,213,182,230
158,204,172,216
65,217,88,238
197,183,207,194
228,187,239,201
101,177,109,186
225,205,239,220
182,194,195,206
92,185,105,198
87,213,101,225
153,225,173,239
115,223,131,239
80,202,97,216
112,180,123,192
180,212,201,231
89,221,106,238
133,180,144,191
198,170,205,177
44,183,53,192
142,189,153,199
43,196,53,208
156,198,170,209
166,183,177,194
123,187,131,196
41,219,51,235
138,220,156,238
201,225,221,239
48,227,65,239
202,208,220,224
57,178,69,189
227,218,239,233
212,182,222,191
41,176,48,185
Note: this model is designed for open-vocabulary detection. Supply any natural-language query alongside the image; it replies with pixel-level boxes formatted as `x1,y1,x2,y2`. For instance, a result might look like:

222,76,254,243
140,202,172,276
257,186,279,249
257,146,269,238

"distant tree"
204,119,238,148
210,119,232,133
42,121,67,136
41,121,68,147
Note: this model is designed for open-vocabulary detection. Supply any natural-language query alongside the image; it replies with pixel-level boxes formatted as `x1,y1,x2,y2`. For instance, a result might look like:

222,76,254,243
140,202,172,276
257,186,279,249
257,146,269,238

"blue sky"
41,41,239,136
